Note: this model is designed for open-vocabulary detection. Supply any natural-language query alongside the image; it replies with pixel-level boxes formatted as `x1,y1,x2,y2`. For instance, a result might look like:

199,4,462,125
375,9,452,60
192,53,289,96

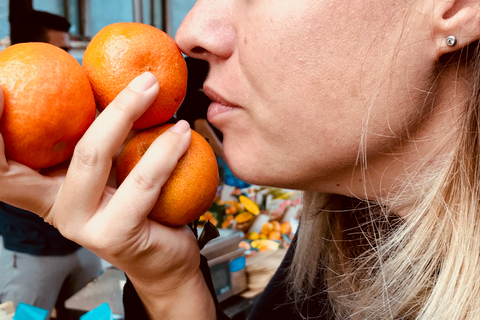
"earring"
446,35,457,47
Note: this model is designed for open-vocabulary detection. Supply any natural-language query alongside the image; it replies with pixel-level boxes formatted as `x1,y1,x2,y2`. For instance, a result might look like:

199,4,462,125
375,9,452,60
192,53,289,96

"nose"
175,0,235,62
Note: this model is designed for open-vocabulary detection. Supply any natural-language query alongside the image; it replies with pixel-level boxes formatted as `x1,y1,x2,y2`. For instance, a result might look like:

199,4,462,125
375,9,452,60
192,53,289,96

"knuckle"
113,89,142,112
130,167,157,191
74,140,101,168
111,98,130,113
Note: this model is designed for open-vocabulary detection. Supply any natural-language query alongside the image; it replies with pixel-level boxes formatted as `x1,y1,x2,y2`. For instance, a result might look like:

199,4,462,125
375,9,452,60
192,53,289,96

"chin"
222,138,297,188
226,158,295,189
224,155,261,184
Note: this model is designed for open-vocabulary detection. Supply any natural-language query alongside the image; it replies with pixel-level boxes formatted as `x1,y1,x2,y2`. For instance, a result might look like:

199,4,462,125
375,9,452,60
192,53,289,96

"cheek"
227,2,429,189
239,10,383,133
221,103,367,189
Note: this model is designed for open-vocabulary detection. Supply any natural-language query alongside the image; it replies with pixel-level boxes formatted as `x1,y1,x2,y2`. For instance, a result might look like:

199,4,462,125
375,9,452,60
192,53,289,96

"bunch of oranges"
0,22,219,226
248,220,292,241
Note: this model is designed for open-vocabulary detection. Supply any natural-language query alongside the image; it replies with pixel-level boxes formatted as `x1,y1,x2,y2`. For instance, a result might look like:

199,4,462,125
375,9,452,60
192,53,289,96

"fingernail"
168,120,190,134
129,72,157,92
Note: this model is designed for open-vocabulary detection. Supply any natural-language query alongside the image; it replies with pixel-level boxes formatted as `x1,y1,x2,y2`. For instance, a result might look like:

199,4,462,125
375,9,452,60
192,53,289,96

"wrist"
128,268,217,320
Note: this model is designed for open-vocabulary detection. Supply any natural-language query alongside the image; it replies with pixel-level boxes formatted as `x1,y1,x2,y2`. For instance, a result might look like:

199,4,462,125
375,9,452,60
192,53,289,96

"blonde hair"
287,40,480,320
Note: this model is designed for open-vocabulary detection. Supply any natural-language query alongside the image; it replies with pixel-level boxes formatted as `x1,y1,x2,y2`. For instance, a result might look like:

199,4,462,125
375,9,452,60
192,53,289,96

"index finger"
55,73,159,223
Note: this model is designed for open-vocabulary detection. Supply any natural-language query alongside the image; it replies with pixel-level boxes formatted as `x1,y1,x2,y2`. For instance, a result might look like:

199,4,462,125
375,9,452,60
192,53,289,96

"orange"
116,123,219,226
203,211,218,226
261,222,274,235
204,211,214,221
0,43,96,169
82,22,187,130
271,220,281,232
221,215,234,229
225,205,238,215
268,231,282,241
207,217,218,226
280,221,292,235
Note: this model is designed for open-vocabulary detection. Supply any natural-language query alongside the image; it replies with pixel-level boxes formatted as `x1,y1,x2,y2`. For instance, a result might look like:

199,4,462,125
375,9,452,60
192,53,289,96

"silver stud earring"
446,35,457,47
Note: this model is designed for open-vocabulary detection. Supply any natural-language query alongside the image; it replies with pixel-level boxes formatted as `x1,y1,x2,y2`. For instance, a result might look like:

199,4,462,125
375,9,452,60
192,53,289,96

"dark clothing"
123,233,334,319
247,236,333,320
123,255,229,320
0,202,80,256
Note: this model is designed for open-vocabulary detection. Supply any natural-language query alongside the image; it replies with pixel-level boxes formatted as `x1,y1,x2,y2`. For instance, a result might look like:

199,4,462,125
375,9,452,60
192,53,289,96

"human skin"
175,0,474,206
0,75,215,320
1,0,480,319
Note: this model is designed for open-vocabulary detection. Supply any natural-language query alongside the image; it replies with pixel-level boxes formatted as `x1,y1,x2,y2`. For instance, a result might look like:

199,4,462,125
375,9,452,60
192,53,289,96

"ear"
432,0,480,58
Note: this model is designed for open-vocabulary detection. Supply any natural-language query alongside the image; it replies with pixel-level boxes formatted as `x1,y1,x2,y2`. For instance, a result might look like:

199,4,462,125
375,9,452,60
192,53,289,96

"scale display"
211,260,232,296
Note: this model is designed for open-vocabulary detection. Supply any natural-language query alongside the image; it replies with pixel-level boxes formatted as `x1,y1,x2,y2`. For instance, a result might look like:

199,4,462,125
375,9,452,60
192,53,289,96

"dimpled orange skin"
0,43,96,169
116,124,219,226
82,22,188,130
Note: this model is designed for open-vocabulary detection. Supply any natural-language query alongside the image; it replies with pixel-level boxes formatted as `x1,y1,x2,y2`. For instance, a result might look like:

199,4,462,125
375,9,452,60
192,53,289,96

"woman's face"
176,0,437,196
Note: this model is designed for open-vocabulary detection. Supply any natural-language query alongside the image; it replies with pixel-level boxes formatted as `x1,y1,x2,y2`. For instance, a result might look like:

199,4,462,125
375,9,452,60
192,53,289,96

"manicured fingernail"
168,120,190,134
129,72,157,92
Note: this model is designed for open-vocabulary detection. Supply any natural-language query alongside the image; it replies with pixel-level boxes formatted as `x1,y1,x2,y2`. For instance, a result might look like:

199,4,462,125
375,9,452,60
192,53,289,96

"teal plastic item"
230,256,246,273
216,156,251,188
13,302,48,320
80,303,113,320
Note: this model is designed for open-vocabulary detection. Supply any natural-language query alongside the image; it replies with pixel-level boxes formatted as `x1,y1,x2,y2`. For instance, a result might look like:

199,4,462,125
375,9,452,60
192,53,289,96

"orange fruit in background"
203,211,218,226
268,231,282,241
225,205,238,215
271,220,281,232
261,222,274,235
222,215,234,229
280,221,292,235
116,123,219,226
82,22,187,130
0,43,96,169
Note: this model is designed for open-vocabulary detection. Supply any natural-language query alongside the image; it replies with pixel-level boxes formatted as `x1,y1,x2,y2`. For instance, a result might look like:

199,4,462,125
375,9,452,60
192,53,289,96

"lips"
203,86,240,124
203,86,239,108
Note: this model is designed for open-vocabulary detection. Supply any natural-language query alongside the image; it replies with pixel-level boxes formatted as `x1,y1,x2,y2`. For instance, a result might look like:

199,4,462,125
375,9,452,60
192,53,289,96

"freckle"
359,179,362,182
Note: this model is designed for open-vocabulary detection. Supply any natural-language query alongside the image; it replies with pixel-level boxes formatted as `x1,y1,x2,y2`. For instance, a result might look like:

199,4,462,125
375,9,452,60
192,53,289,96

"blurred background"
0,0,196,62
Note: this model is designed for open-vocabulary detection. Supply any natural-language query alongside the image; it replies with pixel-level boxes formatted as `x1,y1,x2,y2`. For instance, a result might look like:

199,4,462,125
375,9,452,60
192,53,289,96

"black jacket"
0,202,79,255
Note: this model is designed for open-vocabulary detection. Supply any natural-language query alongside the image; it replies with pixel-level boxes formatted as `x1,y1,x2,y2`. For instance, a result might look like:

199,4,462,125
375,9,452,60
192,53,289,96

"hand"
0,73,215,318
